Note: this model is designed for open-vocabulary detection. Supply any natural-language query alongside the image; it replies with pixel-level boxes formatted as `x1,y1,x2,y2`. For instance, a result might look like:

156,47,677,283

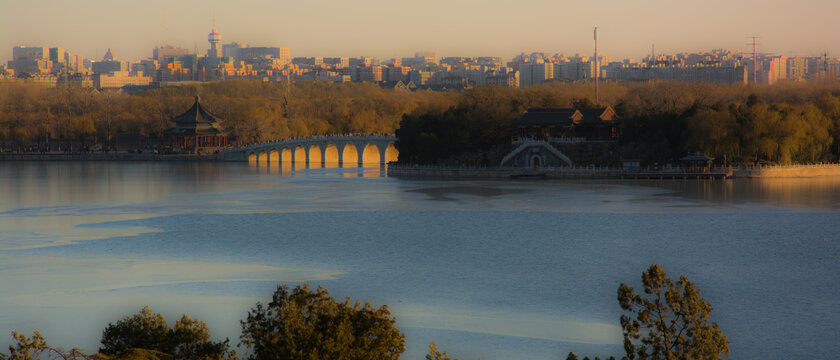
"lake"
1,162,839,359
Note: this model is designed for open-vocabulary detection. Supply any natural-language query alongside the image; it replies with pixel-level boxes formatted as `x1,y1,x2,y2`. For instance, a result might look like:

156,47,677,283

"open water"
1,162,839,359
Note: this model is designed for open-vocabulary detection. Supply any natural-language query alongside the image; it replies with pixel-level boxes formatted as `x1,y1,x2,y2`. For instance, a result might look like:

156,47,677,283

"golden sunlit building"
93,71,151,89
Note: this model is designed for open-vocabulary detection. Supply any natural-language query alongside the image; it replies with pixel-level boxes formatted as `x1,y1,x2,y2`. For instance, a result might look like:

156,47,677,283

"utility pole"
747,36,759,84
163,9,168,46
594,26,599,105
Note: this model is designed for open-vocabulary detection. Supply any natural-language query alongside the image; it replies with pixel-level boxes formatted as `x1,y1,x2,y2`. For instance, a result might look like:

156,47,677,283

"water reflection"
407,186,532,201
0,162,241,211
247,161,388,178
621,178,840,209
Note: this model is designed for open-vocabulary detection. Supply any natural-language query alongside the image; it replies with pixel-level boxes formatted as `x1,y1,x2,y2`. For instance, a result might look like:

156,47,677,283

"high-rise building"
324,57,349,68
154,45,190,61
222,42,289,68
385,66,410,83
409,70,432,85
349,57,378,68
49,48,65,64
13,46,49,61
476,57,503,67
786,57,808,80
761,56,786,84
241,47,287,61
608,63,747,85
9,46,52,74
222,42,247,59
354,65,382,82
519,60,553,87
415,51,438,64
292,57,323,67
554,60,594,81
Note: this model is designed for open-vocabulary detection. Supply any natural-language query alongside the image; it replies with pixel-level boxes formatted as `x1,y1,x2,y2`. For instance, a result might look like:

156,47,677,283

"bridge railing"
227,133,396,152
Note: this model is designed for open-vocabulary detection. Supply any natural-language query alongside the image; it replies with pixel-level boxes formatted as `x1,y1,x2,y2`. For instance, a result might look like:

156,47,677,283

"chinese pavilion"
166,96,229,153
512,106,621,141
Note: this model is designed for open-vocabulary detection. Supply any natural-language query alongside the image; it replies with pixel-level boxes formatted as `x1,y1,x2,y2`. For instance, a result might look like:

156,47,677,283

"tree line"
3,78,840,164
3,266,729,360
0,80,449,151
396,80,840,165
618,83,840,165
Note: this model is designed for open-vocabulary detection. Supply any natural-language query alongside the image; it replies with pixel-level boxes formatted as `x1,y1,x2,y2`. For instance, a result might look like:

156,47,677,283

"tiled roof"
166,96,227,136
513,106,619,126
512,108,579,126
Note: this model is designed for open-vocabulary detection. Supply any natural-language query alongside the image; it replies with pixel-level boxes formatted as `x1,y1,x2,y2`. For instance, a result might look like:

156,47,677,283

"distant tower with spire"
103,48,115,61
207,18,222,58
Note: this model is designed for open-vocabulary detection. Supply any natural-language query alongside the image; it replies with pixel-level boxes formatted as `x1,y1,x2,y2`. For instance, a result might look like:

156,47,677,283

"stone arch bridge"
220,135,398,167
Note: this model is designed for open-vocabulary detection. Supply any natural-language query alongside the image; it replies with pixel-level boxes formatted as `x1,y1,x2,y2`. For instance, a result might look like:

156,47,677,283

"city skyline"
2,0,838,63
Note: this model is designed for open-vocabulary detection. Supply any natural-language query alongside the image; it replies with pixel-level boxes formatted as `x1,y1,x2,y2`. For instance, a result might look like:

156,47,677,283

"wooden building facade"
512,106,621,141
166,96,229,153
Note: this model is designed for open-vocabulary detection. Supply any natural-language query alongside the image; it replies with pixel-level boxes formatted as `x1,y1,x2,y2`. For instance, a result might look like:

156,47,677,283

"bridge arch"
324,144,339,168
281,147,292,163
362,143,381,165
384,143,398,163
308,144,322,169
269,148,280,165
530,154,543,169
248,152,257,165
258,150,268,165
294,145,306,165
342,143,358,168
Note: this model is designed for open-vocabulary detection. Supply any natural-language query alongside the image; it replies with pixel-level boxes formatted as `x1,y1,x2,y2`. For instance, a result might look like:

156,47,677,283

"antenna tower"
594,26,599,105
747,36,759,84
163,9,168,46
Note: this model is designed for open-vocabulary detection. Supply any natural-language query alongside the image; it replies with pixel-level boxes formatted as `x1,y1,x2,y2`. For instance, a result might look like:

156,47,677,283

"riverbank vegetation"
0,80,450,151
2,265,726,360
397,80,840,165
1,79,839,164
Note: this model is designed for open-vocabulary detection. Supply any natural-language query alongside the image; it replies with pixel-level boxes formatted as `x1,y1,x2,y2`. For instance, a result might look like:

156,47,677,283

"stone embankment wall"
553,142,621,166
388,164,622,179
0,153,221,161
389,163,840,179
732,164,840,178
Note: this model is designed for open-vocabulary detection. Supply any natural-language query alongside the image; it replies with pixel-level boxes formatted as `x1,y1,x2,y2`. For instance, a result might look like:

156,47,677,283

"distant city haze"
2,0,838,62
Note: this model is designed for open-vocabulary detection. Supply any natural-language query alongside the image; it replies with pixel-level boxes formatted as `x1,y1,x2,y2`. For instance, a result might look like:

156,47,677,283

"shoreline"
0,153,223,161
3,154,840,179
387,163,840,179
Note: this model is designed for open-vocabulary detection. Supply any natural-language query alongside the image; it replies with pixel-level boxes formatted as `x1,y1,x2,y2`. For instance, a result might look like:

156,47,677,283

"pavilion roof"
166,96,227,136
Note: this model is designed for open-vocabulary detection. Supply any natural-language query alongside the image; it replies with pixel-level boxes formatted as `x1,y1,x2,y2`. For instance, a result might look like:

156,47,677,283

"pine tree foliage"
240,283,405,360
617,265,729,360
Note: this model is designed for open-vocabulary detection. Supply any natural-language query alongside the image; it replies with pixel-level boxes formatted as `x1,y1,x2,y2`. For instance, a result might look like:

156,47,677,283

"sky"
1,0,838,63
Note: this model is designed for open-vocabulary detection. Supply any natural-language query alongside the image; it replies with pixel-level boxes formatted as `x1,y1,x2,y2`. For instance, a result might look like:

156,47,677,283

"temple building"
166,96,229,153
501,106,622,169
512,106,620,141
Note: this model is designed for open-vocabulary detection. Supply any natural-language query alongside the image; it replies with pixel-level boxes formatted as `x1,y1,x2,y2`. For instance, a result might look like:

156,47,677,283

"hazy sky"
2,0,838,63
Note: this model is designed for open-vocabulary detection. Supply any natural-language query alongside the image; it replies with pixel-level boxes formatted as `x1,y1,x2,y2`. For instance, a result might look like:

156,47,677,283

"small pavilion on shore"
166,96,229,153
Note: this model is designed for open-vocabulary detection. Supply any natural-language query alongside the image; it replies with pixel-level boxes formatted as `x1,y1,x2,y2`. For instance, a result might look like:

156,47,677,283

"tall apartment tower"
207,20,222,58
